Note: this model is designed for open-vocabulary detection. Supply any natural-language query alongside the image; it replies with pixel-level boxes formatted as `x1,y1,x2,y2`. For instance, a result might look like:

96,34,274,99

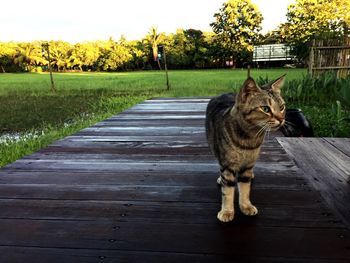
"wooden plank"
110,116,206,120
77,126,206,136
0,170,304,190
123,110,206,114
6,159,298,174
313,45,350,50
57,135,207,142
324,138,350,157
130,104,207,110
144,98,211,103
0,219,349,259
50,140,211,149
145,97,211,101
0,199,343,228
94,119,206,127
0,184,319,206
1,246,347,263
38,145,212,155
1,97,350,262
20,151,292,163
2,246,347,263
277,137,350,229
47,142,209,150
49,137,282,149
36,143,282,155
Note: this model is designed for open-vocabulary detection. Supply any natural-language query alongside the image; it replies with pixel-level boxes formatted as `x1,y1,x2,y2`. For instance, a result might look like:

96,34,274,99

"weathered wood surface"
1,98,350,263
278,137,350,229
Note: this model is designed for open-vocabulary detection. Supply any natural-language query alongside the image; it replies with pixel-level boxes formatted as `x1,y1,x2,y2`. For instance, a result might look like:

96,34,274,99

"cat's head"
235,75,286,132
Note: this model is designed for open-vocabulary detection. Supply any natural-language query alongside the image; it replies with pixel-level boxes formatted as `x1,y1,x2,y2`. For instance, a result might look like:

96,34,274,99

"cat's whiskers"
255,126,265,138
265,126,271,140
285,120,296,127
255,122,269,138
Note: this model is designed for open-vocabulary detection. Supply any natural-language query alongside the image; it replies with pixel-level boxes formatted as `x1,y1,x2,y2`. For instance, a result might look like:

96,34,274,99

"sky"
0,0,295,43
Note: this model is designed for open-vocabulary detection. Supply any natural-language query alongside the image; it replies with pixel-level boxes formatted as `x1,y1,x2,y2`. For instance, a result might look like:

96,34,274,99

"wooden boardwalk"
0,98,350,262
278,137,350,229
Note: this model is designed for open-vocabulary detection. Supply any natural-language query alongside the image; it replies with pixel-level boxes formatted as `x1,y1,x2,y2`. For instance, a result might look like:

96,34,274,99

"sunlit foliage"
282,0,350,44
210,0,263,62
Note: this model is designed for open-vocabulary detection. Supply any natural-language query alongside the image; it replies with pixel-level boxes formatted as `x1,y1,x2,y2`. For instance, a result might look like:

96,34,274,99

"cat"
205,75,286,222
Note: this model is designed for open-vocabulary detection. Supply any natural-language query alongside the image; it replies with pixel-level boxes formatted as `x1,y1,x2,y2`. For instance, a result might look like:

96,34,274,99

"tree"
49,41,72,71
184,29,209,68
0,43,16,72
13,42,44,72
280,0,350,63
70,42,100,71
125,40,148,70
283,0,350,44
210,0,263,64
97,37,132,71
165,29,191,68
257,29,284,45
145,26,165,69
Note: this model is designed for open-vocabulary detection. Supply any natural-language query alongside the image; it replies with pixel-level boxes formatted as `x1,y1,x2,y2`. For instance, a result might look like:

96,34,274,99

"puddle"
0,131,44,145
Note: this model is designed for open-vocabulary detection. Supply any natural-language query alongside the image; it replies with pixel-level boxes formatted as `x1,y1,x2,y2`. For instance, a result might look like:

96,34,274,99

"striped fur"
205,76,286,222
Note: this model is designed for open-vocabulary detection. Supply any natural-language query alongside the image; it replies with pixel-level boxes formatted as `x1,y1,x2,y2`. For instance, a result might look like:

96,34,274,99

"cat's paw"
216,177,222,185
240,204,258,216
217,209,234,222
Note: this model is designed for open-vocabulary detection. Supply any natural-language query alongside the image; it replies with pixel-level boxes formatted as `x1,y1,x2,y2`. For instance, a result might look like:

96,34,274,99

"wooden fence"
309,37,350,78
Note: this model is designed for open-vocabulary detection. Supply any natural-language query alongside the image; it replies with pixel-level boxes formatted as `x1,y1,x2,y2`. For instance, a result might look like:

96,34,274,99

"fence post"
308,40,315,76
339,24,349,78
164,48,170,91
42,42,56,93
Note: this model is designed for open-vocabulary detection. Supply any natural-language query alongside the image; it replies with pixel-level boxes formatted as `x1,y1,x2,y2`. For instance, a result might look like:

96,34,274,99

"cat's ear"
271,74,286,93
239,77,260,102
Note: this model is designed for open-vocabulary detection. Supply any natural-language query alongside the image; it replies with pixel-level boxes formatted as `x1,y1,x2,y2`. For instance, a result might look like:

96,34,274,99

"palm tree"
14,42,44,71
0,43,16,72
49,41,72,72
147,26,164,70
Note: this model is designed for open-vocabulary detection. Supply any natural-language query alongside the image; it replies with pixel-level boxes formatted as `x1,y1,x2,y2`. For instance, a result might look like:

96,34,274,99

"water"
0,131,44,145
0,113,95,146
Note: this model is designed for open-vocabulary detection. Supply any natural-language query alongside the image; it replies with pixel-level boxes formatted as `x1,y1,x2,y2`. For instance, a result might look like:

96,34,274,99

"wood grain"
277,137,350,229
1,98,349,262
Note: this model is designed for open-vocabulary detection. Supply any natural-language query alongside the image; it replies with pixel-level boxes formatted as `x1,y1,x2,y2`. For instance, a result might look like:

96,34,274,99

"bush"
258,72,350,137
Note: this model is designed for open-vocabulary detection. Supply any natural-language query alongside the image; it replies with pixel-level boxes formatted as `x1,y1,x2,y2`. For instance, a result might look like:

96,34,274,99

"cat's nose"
276,115,285,124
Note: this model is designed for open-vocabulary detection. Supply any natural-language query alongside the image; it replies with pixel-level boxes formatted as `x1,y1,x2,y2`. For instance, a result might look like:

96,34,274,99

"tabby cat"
205,75,286,222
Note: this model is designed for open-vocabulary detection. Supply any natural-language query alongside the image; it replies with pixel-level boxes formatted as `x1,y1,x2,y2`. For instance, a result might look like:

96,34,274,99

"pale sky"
0,0,295,43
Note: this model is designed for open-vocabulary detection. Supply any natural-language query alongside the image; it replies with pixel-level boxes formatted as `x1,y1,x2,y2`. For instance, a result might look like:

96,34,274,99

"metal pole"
162,46,170,90
42,43,56,92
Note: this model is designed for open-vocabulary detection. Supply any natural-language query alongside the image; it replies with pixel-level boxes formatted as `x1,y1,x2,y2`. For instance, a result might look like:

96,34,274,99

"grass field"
0,69,305,132
1,68,349,167
0,69,304,95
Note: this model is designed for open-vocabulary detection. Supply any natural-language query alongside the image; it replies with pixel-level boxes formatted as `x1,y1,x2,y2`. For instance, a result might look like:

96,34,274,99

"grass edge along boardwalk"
0,98,349,262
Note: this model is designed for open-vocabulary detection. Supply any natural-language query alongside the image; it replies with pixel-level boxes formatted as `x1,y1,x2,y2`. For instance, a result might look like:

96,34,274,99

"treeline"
0,29,247,73
1,0,349,73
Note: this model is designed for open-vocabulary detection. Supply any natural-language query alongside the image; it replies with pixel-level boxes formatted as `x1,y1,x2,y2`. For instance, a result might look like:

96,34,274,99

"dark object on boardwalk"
280,108,314,137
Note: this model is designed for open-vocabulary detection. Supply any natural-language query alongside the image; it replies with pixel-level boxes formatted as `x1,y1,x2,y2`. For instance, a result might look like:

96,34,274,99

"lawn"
0,69,305,133
0,69,304,94
1,68,349,167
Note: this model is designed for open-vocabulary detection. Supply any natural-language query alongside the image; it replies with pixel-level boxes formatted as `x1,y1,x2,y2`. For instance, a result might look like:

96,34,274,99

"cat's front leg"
218,185,235,222
238,168,258,216
217,170,236,222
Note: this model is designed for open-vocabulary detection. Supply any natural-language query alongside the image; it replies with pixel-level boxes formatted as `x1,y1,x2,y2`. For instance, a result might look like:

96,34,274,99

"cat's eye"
280,105,285,111
261,106,271,113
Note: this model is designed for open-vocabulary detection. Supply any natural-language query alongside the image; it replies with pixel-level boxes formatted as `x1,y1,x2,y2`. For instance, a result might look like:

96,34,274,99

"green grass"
0,69,304,133
0,69,304,94
0,95,152,167
1,68,349,167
